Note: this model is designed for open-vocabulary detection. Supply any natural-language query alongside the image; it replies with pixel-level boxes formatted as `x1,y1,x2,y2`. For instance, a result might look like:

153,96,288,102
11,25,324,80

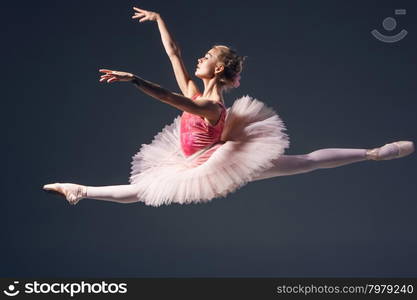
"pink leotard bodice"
180,93,227,158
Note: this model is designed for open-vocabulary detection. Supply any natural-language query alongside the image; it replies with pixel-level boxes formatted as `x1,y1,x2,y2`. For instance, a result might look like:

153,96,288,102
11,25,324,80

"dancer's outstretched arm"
132,6,200,98
98,69,221,123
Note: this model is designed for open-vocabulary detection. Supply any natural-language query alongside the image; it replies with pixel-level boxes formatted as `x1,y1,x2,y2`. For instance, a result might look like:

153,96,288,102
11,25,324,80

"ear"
214,64,224,75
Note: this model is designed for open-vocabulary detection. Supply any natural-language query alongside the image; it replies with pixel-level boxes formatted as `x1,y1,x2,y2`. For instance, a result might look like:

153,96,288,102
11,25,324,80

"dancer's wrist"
155,13,161,22
131,75,142,86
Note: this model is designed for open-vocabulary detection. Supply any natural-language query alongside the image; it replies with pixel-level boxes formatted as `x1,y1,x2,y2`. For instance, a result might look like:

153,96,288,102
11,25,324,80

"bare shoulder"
193,96,224,126
193,95,223,107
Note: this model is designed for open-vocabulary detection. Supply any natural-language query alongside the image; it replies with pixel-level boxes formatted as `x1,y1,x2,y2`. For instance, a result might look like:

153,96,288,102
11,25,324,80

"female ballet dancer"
43,6,414,206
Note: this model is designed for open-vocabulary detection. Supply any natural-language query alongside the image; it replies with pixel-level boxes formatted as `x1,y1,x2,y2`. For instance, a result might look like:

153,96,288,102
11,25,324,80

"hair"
212,44,247,92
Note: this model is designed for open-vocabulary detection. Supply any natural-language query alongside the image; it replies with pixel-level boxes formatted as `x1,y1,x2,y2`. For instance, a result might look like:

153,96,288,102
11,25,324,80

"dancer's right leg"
86,184,140,204
43,183,141,204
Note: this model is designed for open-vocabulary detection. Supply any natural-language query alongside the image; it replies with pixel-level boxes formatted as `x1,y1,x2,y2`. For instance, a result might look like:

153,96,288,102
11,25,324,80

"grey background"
2,0,416,277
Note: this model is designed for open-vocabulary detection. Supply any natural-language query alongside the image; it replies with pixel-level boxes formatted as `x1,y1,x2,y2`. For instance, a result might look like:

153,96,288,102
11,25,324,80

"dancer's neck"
201,78,224,102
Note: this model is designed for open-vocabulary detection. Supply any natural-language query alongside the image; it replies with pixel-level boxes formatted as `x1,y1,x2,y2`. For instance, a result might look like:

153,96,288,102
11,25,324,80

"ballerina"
43,6,414,206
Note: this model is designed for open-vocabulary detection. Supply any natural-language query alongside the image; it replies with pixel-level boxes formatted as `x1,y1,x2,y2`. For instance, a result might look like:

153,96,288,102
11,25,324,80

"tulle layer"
129,95,290,206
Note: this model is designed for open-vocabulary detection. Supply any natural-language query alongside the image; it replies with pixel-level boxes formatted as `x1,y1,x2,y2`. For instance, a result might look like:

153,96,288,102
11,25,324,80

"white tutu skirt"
129,95,290,206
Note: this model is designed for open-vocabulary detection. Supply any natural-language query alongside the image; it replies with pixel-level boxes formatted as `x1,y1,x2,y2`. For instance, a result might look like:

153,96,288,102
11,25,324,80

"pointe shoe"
365,141,415,161
43,183,87,205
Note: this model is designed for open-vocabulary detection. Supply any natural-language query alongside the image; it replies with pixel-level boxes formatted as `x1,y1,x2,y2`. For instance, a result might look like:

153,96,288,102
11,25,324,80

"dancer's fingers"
111,71,132,76
102,72,118,76
101,76,115,83
100,74,113,82
139,16,148,22
107,77,118,83
99,69,114,74
101,70,124,76
133,7,145,13
110,71,123,75
132,12,145,18
100,71,133,82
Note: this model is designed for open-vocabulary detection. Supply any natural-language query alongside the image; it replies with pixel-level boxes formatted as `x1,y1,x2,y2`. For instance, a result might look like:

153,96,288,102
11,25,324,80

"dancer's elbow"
167,47,181,58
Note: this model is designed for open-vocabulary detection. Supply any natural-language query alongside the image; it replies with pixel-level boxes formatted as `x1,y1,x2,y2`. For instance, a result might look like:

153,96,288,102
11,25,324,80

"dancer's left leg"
251,148,368,181
252,140,414,181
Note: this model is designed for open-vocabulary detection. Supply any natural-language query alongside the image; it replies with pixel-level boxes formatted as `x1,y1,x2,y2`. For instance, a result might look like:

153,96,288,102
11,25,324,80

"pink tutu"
129,95,290,206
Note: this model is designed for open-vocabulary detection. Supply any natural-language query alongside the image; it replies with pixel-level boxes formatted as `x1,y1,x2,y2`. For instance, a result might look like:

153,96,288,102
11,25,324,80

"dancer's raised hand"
131,6,160,22
99,69,135,83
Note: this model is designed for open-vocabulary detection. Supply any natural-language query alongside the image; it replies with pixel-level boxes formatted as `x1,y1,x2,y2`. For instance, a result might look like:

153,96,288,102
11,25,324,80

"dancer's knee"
250,154,316,180
273,154,315,176
304,153,321,170
306,149,338,169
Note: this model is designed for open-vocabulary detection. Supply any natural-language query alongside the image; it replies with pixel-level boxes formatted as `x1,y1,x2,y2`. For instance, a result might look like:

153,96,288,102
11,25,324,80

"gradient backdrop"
2,0,416,277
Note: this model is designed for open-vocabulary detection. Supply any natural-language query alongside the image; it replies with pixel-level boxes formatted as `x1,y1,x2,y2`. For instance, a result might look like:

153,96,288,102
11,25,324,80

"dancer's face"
195,48,224,80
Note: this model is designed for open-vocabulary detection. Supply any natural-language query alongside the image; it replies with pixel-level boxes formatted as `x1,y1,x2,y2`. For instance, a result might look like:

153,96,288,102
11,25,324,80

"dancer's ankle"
365,148,377,160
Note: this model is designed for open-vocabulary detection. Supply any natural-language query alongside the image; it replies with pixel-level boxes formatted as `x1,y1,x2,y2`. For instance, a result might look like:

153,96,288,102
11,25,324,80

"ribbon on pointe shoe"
365,147,381,160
